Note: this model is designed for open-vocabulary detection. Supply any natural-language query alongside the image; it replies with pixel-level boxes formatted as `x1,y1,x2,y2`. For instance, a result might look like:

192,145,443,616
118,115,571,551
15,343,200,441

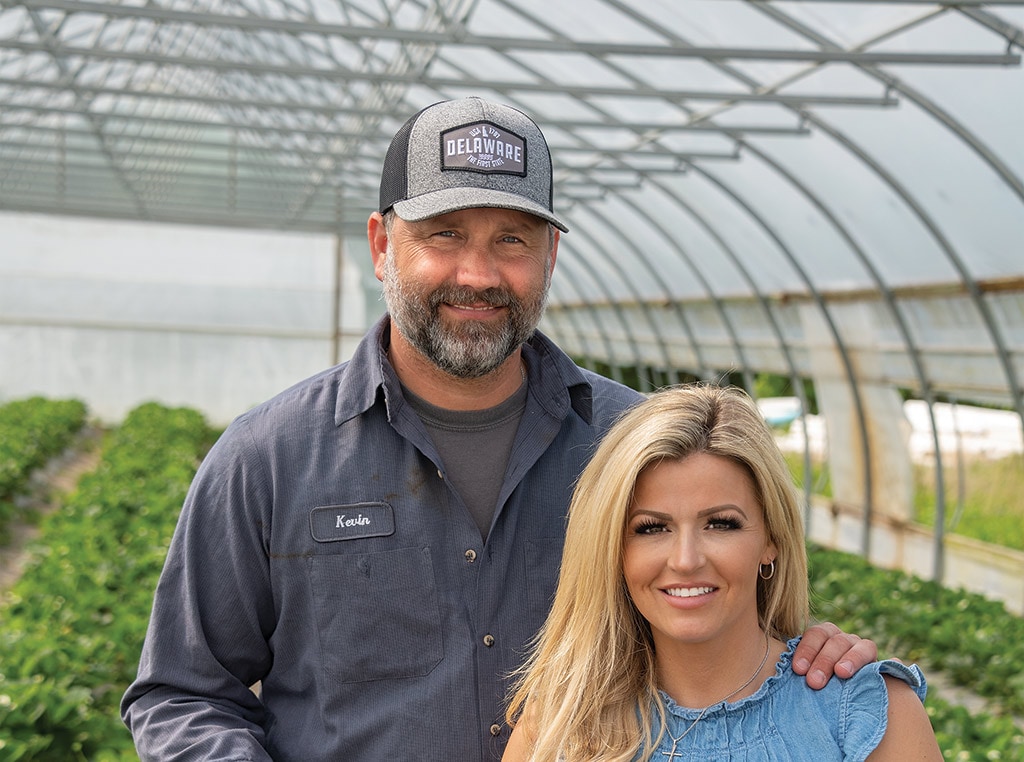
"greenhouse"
1,0,1023,758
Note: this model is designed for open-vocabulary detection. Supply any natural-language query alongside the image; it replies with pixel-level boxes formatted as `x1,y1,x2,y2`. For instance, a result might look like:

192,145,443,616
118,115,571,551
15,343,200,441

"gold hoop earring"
759,560,776,580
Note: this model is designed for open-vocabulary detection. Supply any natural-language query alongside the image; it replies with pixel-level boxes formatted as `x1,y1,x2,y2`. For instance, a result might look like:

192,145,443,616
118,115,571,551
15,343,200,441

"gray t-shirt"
404,378,528,540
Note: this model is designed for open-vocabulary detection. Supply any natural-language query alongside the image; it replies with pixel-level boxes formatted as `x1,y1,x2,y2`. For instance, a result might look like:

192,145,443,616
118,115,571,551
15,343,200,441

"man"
122,97,876,761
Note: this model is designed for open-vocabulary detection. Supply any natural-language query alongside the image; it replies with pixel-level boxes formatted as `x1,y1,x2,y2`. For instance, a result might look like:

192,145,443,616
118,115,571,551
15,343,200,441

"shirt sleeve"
120,415,276,761
840,659,928,762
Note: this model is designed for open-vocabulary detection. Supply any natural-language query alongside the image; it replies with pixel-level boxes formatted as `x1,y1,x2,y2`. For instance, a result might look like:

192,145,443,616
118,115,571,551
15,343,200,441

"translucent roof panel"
0,0,1022,419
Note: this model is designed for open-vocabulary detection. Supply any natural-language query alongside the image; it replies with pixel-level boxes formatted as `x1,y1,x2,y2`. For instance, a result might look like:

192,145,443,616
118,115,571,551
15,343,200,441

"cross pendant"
662,741,683,760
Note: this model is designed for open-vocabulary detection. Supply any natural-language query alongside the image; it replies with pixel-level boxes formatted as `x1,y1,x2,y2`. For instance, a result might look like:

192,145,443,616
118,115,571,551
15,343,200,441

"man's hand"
792,622,878,689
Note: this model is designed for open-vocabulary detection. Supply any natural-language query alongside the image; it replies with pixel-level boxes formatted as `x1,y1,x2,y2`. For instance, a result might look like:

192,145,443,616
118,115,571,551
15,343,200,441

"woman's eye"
708,517,742,531
633,521,667,535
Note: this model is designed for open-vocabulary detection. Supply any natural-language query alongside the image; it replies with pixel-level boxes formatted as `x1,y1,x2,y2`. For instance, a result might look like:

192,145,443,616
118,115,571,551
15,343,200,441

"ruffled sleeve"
840,659,927,761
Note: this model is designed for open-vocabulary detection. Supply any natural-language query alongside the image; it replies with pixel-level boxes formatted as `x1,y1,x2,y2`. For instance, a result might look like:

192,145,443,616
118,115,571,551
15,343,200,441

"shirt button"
489,723,502,736
483,634,495,647
464,549,477,563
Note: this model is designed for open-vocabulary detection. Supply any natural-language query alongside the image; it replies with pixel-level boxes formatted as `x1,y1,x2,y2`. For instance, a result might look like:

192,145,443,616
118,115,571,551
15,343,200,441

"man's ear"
367,212,388,282
547,227,560,278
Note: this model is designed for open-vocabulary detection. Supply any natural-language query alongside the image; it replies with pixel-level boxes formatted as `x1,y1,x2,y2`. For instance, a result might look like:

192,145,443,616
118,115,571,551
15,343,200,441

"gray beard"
381,245,549,379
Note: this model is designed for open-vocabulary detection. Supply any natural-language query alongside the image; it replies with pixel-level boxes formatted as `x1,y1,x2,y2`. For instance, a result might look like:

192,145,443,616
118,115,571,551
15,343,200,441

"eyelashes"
632,519,667,535
630,515,745,534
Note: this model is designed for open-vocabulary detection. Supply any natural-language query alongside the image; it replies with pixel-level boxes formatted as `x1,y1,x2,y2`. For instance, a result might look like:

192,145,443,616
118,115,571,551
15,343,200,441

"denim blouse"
637,636,927,761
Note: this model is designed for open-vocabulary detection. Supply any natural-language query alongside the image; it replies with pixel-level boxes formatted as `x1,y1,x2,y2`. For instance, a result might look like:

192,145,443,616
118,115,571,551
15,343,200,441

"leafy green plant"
926,693,1024,760
0,402,215,760
809,545,1024,716
0,397,87,544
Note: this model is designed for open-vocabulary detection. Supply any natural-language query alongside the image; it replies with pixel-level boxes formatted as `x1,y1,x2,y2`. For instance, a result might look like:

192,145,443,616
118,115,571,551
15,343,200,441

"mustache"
428,284,516,310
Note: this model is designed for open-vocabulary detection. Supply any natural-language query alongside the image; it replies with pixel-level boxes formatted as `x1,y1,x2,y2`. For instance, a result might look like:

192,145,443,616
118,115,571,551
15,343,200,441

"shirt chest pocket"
307,546,443,683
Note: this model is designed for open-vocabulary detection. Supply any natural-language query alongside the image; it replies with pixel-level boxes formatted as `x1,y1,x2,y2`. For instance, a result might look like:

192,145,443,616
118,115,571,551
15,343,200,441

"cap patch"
441,121,526,175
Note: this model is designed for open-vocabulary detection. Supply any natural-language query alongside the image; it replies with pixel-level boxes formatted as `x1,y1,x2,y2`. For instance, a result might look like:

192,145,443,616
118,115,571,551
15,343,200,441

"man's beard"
381,244,550,379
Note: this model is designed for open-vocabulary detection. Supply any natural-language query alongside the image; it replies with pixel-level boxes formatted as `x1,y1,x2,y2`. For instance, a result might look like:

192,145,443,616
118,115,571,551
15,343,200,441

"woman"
503,385,940,761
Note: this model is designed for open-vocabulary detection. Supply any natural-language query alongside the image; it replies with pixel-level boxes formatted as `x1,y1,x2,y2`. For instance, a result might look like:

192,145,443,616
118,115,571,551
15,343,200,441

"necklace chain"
661,633,772,760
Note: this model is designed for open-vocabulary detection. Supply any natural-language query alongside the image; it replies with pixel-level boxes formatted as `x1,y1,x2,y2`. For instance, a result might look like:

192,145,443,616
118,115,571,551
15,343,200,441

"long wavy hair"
505,384,809,761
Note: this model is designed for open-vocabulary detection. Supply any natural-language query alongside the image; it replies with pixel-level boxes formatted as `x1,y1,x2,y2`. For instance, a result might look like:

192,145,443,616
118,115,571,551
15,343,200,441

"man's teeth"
666,587,714,598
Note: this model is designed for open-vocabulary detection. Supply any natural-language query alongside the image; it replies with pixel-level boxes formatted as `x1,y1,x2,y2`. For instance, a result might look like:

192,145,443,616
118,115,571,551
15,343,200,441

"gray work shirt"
122,316,642,762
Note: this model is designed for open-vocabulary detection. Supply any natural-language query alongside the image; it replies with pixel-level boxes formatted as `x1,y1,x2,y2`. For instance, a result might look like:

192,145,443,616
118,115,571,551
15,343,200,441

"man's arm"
121,422,275,760
792,621,879,689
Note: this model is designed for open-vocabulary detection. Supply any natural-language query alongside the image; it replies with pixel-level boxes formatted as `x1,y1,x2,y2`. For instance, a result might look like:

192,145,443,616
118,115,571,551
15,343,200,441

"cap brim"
393,188,569,233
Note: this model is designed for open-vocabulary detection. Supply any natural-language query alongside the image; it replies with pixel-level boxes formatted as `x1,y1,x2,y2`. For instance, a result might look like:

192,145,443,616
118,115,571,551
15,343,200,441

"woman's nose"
667,531,704,571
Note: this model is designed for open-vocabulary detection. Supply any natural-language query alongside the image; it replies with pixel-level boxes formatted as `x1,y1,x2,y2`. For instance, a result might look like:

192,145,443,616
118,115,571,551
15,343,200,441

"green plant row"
809,545,1024,716
0,402,216,761
926,692,1024,761
0,396,88,544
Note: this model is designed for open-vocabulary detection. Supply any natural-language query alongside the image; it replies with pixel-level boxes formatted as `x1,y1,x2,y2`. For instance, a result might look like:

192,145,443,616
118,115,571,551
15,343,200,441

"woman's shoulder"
769,637,928,760
770,637,925,705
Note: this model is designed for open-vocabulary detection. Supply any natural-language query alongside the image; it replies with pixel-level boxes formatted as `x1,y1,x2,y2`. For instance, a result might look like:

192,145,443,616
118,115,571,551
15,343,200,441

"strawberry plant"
0,397,87,544
810,546,1024,757
926,693,1024,760
0,402,215,760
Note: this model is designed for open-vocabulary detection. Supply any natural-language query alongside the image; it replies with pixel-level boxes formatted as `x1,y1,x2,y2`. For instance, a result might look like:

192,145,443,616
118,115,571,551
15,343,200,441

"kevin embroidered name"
336,513,371,528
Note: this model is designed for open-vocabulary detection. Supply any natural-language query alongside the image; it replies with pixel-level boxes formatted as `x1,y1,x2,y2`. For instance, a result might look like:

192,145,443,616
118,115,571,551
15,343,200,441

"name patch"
441,121,526,175
310,502,395,542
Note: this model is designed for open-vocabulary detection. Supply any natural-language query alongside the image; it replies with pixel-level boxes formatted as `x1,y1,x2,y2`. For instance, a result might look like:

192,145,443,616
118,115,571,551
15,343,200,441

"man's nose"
454,243,502,291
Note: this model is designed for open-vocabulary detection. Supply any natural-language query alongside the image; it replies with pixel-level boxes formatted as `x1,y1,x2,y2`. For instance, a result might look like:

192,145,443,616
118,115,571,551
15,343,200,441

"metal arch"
0,38,909,103
9,0,1018,65
600,191,727,385
752,0,1024,579
582,0,871,540
686,162,876,556
738,140,950,575
755,0,1024,435
638,174,818,520
277,0,482,227
603,188,749,391
542,283,605,374
503,0,831,505
479,0,749,388
677,0,946,563
546,254,630,385
17,6,151,218
561,205,684,391
553,222,677,391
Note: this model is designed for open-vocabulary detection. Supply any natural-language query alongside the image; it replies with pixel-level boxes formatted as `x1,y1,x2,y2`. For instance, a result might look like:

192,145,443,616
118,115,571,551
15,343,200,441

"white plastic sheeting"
0,211,378,423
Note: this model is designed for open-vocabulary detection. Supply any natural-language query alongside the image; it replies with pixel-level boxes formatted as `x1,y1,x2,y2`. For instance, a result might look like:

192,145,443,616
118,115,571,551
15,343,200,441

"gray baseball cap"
378,97,569,232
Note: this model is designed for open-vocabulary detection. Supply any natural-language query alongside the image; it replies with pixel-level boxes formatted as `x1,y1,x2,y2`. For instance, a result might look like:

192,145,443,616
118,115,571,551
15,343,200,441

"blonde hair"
505,384,809,761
